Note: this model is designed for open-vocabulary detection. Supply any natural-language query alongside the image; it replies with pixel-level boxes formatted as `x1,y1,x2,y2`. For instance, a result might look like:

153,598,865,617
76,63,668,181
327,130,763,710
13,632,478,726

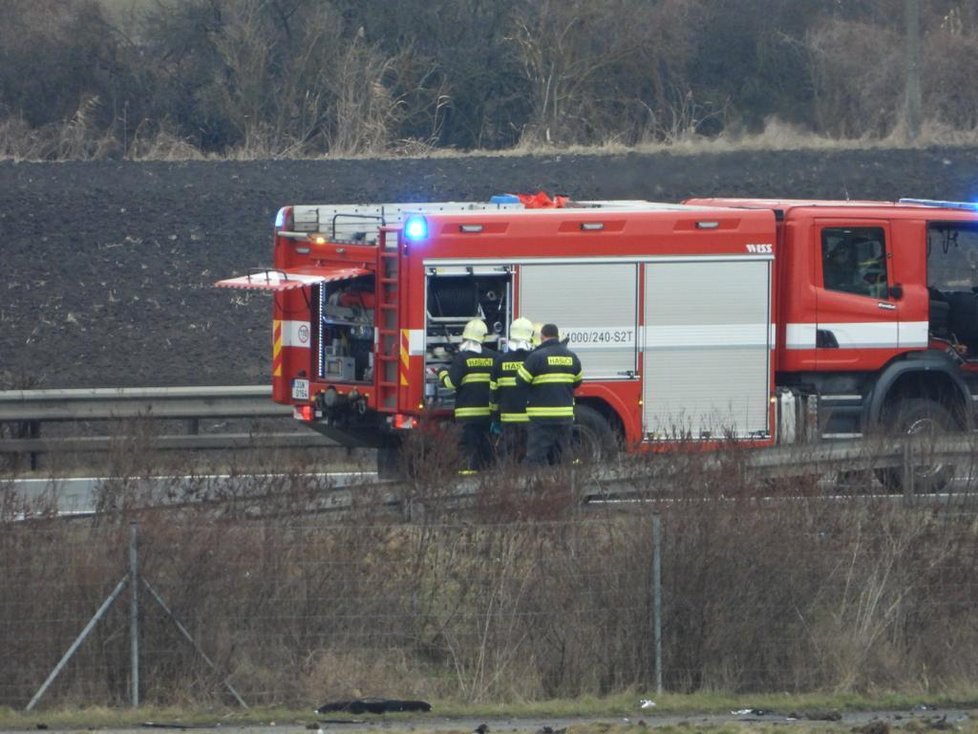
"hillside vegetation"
2,1,978,160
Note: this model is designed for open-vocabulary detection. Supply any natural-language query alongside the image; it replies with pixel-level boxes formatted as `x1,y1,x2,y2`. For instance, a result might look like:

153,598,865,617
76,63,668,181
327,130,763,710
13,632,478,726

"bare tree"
0,1,118,141
904,0,922,141
807,18,904,138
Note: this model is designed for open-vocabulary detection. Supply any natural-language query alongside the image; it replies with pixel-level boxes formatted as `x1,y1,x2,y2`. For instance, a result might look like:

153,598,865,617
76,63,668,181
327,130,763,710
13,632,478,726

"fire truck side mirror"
888,284,904,300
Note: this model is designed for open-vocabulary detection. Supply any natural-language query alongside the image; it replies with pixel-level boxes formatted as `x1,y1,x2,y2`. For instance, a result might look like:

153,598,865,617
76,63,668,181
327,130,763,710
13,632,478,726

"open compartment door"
215,266,371,291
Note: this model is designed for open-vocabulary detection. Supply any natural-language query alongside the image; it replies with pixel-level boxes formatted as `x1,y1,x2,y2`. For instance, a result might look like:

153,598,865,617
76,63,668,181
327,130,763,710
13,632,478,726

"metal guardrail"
742,435,978,475
0,385,289,421
0,386,335,468
3,386,978,493
3,386,978,517
0,432,336,454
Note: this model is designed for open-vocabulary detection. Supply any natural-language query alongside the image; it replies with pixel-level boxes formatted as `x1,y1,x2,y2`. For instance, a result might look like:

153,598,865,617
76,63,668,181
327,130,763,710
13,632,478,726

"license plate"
291,378,309,401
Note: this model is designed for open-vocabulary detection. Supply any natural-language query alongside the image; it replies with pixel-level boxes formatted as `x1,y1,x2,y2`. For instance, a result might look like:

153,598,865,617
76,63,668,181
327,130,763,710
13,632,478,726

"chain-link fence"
3,473,977,709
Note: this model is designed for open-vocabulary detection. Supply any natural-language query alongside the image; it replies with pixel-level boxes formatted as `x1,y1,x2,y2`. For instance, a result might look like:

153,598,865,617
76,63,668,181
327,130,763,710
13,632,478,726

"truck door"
643,258,772,440
814,222,914,370
424,266,513,409
518,263,639,379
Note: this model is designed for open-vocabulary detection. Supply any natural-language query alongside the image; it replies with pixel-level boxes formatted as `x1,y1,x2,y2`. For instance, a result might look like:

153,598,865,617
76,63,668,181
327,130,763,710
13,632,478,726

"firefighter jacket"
516,340,583,423
438,347,499,421
492,347,532,423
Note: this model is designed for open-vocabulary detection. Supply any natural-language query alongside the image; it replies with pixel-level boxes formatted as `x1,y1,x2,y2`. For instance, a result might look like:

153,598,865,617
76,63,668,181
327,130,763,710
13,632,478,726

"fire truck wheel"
571,405,618,463
876,398,956,493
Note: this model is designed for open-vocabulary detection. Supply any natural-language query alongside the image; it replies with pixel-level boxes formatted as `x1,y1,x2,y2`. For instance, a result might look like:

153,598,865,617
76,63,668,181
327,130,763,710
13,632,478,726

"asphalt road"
3,471,379,516
8,706,973,734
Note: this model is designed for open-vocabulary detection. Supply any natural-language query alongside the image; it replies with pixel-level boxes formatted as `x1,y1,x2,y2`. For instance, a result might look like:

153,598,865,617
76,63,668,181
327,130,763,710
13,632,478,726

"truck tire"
571,404,618,463
876,398,955,493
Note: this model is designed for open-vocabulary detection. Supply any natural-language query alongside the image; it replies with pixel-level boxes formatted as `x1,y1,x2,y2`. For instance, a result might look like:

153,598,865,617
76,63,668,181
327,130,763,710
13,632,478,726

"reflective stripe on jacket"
492,347,531,423
438,348,498,421
516,340,583,424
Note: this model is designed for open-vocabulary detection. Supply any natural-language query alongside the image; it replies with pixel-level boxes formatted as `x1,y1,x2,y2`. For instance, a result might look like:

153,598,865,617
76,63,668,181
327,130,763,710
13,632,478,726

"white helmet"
509,317,534,342
461,318,488,342
531,322,544,347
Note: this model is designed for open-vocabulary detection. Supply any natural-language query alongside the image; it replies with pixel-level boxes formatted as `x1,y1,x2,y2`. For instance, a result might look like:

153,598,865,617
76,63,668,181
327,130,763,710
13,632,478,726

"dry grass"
4,110,978,163
2,440,978,709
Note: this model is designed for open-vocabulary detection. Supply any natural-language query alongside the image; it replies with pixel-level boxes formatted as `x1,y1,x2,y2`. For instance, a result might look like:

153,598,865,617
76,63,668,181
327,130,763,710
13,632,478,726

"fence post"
130,521,140,708
651,511,663,695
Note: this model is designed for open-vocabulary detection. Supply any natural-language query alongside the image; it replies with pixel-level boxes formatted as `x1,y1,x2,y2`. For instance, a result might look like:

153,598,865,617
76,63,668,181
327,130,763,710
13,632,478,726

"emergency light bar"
274,206,292,228
404,215,428,239
898,198,978,211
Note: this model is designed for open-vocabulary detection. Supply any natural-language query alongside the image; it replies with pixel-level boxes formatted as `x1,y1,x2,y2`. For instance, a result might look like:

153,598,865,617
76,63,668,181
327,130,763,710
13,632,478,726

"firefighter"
438,318,498,472
517,323,583,466
824,241,858,292
491,317,535,463
530,322,544,348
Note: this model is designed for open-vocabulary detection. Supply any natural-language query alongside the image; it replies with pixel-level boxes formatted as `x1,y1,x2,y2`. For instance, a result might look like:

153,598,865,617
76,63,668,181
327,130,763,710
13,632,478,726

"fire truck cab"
218,194,978,485
686,198,978,442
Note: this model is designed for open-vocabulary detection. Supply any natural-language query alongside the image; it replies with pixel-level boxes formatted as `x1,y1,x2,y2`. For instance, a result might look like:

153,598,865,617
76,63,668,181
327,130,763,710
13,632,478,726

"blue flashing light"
899,198,978,211
404,215,428,240
490,194,520,204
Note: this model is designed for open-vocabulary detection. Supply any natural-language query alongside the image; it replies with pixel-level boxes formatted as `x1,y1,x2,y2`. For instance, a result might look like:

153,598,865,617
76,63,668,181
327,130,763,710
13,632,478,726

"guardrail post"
902,440,914,506
28,420,40,470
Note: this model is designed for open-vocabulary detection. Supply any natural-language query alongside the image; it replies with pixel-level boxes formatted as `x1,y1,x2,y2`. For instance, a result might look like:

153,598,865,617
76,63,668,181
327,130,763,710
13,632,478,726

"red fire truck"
217,194,978,485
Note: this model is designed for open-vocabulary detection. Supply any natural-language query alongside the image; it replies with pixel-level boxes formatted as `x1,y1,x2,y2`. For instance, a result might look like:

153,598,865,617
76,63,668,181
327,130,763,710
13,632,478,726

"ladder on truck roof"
284,197,683,245
289,200,524,245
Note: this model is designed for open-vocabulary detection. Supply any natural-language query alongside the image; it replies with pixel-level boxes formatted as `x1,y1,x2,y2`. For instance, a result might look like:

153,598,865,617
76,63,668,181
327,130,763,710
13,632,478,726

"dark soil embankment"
3,147,978,388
